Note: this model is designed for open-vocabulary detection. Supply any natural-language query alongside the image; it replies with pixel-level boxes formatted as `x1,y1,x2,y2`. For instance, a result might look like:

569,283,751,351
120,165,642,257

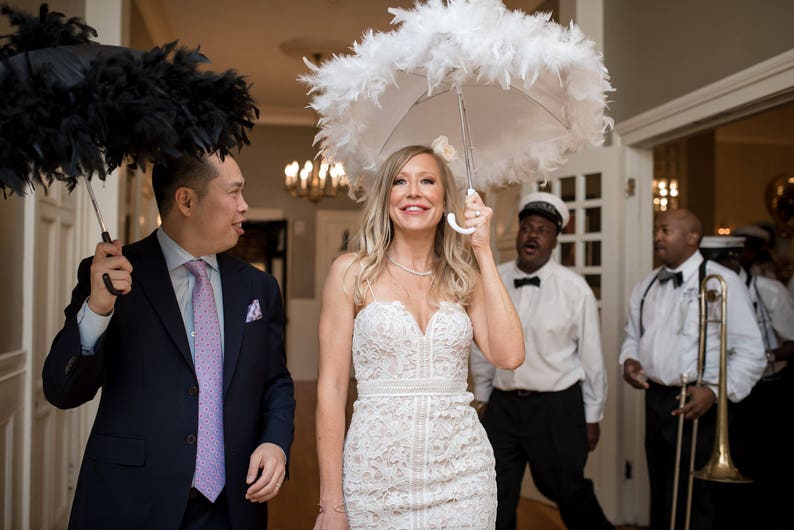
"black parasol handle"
100,231,123,296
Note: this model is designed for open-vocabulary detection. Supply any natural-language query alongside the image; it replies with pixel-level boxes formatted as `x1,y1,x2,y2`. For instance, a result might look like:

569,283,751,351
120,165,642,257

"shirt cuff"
584,404,603,423
77,299,113,355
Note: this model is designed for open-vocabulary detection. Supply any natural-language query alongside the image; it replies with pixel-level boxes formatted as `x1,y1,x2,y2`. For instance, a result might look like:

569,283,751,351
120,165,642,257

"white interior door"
31,186,79,530
515,144,625,524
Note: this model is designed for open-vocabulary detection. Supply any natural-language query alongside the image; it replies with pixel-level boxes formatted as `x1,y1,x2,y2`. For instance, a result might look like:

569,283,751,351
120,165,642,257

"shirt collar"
512,258,554,281
156,227,219,273
664,250,703,284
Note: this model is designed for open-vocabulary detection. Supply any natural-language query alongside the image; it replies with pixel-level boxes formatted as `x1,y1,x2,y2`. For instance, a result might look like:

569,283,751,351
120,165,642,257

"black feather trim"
80,42,259,173
0,3,96,58
0,7,258,197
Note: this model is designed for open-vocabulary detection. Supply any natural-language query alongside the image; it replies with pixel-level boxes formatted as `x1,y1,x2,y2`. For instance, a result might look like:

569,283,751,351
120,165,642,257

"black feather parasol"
0,3,259,197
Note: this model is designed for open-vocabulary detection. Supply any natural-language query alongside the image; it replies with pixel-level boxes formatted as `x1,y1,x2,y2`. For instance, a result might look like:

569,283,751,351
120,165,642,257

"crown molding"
615,49,794,147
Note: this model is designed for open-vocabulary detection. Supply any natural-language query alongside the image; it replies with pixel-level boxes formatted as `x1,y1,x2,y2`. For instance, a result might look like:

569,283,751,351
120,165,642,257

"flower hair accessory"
431,135,458,164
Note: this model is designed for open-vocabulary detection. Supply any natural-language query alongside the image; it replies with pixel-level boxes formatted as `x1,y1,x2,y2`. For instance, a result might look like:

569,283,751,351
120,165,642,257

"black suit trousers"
645,382,717,530
483,384,613,530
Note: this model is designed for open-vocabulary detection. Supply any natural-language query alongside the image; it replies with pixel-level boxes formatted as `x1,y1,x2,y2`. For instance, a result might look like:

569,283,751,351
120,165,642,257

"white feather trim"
302,0,613,200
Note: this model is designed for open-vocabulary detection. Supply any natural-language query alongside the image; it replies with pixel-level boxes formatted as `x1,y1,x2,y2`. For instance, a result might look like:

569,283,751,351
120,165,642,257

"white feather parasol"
302,0,613,201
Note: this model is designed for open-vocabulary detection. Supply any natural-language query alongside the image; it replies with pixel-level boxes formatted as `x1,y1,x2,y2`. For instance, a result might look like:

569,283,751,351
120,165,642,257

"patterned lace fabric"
343,301,496,529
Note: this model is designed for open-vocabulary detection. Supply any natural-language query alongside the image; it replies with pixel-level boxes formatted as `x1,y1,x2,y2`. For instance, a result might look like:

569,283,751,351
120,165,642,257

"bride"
313,142,524,530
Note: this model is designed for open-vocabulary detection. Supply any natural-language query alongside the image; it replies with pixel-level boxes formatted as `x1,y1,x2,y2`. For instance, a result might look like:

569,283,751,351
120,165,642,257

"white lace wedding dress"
343,299,497,529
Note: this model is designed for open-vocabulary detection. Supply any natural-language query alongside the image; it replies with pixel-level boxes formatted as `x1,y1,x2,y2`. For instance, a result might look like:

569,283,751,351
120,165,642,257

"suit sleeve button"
186,434,197,445
188,385,199,396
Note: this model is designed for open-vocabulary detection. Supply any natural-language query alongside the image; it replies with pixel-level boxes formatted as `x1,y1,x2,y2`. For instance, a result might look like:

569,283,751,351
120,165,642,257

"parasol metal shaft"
82,176,124,296
447,86,476,235
455,85,476,192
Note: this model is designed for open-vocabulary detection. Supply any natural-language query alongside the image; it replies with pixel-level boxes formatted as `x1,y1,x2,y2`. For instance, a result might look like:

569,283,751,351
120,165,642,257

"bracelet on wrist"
318,502,346,514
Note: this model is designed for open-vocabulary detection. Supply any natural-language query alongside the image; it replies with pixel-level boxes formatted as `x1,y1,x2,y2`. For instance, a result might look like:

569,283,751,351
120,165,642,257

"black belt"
495,387,548,397
647,379,683,391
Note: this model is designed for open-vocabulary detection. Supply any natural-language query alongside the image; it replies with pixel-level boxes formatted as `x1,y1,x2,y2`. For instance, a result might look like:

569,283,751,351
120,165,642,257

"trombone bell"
694,451,751,483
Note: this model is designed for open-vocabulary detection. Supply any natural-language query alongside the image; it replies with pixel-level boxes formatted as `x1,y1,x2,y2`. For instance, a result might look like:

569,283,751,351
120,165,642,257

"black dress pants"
483,384,613,530
645,382,716,530
713,375,794,530
179,487,231,530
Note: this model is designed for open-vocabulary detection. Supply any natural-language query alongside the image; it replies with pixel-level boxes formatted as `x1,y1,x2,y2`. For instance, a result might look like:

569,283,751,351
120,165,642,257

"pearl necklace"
386,253,432,277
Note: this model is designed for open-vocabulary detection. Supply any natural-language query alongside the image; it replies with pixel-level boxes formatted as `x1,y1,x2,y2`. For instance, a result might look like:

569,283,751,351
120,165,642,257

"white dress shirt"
740,268,794,377
788,274,794,300
618,251,765,401
471,259,608,423
78,227,225,360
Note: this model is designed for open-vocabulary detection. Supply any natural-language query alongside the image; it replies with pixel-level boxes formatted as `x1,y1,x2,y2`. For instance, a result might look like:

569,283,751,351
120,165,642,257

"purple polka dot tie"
184,259,225,502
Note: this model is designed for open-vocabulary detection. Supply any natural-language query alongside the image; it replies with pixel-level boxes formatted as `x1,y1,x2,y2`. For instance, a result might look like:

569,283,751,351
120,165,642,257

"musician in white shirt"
619,209,765,530
471,192,612,530
700,234,794,530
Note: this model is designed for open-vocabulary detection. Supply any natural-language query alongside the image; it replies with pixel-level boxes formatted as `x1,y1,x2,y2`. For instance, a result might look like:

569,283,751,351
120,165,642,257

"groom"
43,153,295,529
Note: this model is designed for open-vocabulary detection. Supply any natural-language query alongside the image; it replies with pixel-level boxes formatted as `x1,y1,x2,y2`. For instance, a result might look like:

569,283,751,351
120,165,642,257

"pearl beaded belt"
357,379,468,397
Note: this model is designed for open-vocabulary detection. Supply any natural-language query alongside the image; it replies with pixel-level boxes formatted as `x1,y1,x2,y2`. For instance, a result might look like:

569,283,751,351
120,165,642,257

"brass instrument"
669,373,689,530
671,274,751,530
765,172,794,236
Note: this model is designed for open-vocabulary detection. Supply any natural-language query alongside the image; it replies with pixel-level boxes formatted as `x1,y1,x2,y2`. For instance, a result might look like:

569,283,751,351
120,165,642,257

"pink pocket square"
246,299,263,323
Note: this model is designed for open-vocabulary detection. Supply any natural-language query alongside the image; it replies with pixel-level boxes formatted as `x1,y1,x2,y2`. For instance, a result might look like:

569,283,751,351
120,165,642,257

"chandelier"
284,157,348,202
652,178,679,212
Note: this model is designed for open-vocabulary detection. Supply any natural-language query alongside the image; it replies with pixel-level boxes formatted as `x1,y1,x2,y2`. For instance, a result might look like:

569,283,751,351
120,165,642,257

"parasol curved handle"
446,188,477,235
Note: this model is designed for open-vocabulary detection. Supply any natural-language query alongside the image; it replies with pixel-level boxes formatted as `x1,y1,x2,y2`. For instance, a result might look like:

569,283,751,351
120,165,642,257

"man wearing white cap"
471,192,613,530
619,209,765,530
733,224,780,281
700,235,794,529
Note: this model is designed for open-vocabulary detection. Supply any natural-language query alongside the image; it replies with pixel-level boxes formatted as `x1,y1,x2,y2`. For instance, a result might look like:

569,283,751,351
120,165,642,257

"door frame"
613,47,794,525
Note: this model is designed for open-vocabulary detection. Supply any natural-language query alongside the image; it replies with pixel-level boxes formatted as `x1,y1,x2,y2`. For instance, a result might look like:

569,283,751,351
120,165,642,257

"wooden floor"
269,381,641,530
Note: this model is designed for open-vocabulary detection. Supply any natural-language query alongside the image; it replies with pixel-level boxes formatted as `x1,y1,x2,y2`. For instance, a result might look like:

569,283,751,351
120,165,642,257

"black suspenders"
638,276,657,337
746,271,773,353
695,260,708,379
639,259,708,337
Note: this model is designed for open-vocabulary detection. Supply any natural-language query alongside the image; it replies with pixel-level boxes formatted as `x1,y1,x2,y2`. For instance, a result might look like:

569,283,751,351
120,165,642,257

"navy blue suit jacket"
43,231,295,530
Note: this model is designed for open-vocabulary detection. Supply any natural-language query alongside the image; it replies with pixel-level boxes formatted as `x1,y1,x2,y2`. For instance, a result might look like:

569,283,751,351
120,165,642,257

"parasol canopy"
303,0,613,204
0,2,259,293
0,3,258,197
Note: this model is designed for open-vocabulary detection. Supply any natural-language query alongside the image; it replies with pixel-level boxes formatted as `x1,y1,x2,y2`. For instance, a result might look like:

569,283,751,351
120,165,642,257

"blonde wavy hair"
349,145,478,309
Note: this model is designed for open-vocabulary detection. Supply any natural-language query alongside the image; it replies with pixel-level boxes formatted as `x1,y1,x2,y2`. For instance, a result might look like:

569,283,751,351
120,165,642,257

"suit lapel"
126,233,193,371
218,253,247,396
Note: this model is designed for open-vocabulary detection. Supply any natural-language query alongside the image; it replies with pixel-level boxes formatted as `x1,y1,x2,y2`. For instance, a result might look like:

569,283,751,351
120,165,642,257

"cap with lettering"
518,192,570,231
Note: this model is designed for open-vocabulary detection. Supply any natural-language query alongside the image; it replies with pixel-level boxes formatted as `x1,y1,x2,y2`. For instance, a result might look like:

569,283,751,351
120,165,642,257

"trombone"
670,274,751,530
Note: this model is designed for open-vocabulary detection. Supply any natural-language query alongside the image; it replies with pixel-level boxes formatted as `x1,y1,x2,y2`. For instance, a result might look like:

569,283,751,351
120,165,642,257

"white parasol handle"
446,86,477,235
446,188,476,234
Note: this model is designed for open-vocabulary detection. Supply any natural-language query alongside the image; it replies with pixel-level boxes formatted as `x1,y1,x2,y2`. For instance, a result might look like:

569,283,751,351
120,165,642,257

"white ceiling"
132,0,548,125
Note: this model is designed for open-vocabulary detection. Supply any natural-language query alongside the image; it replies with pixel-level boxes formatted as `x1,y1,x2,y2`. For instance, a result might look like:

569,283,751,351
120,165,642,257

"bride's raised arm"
463,191,524,370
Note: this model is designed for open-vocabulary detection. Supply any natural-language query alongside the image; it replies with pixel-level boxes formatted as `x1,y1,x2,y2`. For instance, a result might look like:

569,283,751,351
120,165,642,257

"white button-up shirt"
740,268,794,377
619,251,765,401
471,259,608,423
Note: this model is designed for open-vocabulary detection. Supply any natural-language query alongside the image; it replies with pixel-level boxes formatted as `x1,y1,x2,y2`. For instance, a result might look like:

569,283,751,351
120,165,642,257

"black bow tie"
657,269,684,288
514,276,541,288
